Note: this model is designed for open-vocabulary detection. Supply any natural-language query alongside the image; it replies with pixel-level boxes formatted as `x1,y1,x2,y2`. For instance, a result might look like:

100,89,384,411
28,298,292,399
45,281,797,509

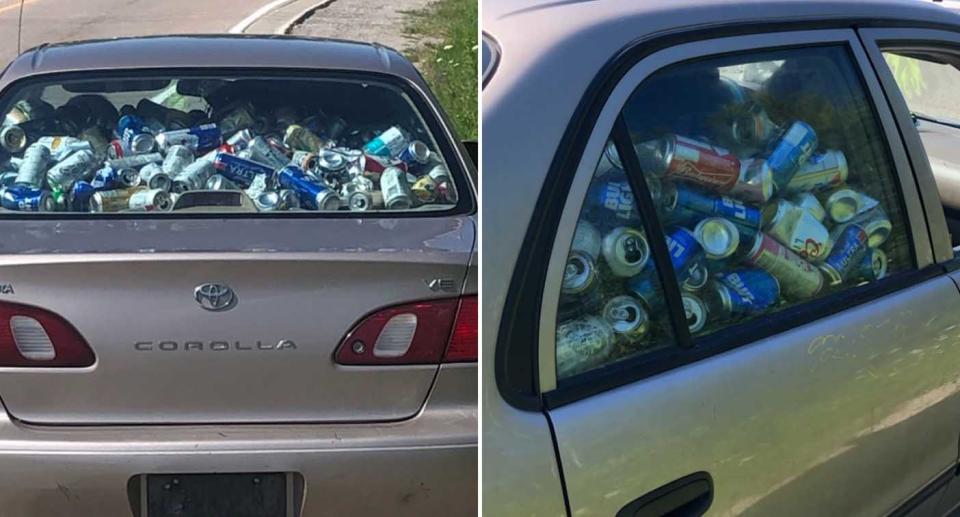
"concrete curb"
228,0,300,34
273,0,338,35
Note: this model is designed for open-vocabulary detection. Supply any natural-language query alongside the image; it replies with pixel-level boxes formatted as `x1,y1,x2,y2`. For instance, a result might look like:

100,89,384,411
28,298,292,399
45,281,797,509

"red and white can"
654,135,741,192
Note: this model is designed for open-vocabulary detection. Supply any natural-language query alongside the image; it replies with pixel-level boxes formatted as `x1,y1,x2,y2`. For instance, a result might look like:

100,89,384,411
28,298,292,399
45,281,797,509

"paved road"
0,0,286,66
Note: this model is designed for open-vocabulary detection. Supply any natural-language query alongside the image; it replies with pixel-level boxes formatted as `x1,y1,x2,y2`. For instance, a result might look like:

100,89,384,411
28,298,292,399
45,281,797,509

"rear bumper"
0,364,477,516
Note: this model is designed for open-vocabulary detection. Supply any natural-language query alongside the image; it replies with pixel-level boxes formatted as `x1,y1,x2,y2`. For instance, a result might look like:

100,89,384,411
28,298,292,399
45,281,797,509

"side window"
882,50,960,249
555,45,913,380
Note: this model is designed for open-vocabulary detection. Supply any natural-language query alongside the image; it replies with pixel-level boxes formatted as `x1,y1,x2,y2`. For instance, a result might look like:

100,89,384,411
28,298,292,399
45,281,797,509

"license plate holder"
140,472,292,517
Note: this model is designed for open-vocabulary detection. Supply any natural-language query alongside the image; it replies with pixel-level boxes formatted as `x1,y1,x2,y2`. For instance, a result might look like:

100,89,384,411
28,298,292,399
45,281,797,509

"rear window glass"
0,75,461,214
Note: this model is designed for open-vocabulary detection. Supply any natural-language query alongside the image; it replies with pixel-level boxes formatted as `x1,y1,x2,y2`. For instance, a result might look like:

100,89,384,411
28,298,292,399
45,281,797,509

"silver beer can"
0,125,27,153
380,166,414,210
682,292,709,334
47,149,96,190
162,144,195,175
602,295,650,341
15,143,51,188
347,189,385,211
140,163,172,192
129,188,173,212
821,188,879,224
37,136,92,162
107,153,163,170
172,159,215,193
571,220,602,260
851,206,893,248
601,226,650,277
206,174,241,191
694,217,739,259
555,315,615,378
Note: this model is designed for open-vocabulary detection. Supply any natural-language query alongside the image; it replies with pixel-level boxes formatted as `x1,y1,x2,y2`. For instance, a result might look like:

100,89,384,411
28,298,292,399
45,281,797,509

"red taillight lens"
444,296,477,362
335,296,477,365
0,302,94,367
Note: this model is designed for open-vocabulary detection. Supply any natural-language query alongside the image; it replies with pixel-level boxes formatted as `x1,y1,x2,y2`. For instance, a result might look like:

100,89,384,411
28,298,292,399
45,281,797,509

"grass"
404,0,478,141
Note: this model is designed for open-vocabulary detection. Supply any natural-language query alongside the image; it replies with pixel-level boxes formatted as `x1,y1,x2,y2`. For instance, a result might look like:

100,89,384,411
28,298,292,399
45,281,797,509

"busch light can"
37,136,92,162
767,121,818,191
602,226,650,277
0,185,55,211
117,115,156,155
247,136,290,170
277,165,341,211
820,223,869,286
128,188,173,212
206,174,241,191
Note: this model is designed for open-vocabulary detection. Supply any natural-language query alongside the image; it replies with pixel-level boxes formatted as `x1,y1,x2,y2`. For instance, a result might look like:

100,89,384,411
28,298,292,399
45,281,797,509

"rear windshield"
0,74,463,215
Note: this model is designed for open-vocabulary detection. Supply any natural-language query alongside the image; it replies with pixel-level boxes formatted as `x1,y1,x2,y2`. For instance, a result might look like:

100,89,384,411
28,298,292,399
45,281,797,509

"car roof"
0,35,423,89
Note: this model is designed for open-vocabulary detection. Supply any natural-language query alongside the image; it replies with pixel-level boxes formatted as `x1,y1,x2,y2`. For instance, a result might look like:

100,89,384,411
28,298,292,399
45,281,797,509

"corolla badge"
194,283,237,312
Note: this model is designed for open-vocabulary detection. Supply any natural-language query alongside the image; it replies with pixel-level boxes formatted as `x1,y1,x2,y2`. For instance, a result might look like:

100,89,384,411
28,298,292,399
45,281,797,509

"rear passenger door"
540,30,960,516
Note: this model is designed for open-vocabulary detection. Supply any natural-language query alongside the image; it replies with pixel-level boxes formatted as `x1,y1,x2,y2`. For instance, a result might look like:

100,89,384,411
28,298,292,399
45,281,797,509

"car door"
0,66,476,425
534,29,960,516
859,24,960,515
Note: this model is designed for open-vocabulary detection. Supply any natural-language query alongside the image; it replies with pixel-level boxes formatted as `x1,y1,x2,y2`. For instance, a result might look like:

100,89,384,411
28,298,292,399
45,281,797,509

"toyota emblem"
194,283,237,312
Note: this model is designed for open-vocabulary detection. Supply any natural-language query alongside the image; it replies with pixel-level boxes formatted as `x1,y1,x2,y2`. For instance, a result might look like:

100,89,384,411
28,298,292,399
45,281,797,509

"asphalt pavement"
0,0,297,67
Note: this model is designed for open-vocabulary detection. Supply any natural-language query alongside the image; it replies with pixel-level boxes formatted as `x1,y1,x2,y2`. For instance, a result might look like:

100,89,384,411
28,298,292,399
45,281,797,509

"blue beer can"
668,183,761,229
90,166,139,190
214,152,276,188
588,177,637,222
277,165,341,211
117,115,156,155
712,268,780,316
664,227,702,280
157,123,223,152
625,273,663,312
821,223,869,285
70,181,97,211
1,185,55,211
767,121,818,191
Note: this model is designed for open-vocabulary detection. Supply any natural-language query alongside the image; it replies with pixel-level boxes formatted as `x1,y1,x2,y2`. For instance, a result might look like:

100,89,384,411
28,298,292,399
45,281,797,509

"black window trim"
0,67,476,219
496,17,960,412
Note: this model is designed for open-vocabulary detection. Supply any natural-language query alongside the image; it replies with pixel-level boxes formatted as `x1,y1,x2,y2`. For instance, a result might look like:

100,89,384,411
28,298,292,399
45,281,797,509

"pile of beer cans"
0,96,457,213
557,90,894,378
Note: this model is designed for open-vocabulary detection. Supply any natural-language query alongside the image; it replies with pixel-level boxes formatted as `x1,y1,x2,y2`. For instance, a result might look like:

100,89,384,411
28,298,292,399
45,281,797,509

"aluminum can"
0,186,54,211
346,189,384,211
284,124,327,153
107,139,125,160
555,316,615,379
729,158,775,204
117,115,156,155
708,268,780,317
766,121,818,191
665,227,702,283
761,199,831,261
89,188,138,212
650,134,742,191
79,126,110,159
851,206,893,248
380,166,414,210
254,191,283,212
278,189,300,210
602,226,650,277
572,220,602,259
0,171,18,187
247,136,290,170
596,140,623,177
162,145,195,176
745,232,823,299
214,152,275,188
821,188,879,224
47,149,95,190
784,150,848,194
317,149,348,173
789,192,827,223
91,166,140,190
225,129,255,151
0,125,26,153
15,143,50,188
859,248,888,282
206,174,241,191
292,151,318,171
128,188,173,212
589,178,637,222
820,223,869,286
626,273,663,312
682,292,709,334
107,153,163,170
664,182,761,229
694,217,739,259
731,103,780,148
277,165,341,211
156,123,221,152
412,175,438,203
602,295,649,341
70,181,97,211
399,140,431,166
682,258,710,292
172,159,216,193
560,251,600,305
363,126,407,159
37,136,92,162
140,163,172,192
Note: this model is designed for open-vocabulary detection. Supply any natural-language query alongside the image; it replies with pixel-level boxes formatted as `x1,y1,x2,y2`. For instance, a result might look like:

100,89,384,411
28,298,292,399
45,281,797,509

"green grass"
404,0,478,141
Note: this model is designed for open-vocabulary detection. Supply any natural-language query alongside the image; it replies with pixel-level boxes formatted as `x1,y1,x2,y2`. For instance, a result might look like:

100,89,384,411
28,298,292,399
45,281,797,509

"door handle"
616,472,713,517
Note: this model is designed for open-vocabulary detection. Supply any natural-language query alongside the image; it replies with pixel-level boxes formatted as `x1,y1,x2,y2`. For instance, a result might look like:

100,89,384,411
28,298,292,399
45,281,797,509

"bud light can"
767,121,818,191
589,178,637,223
710,268,780,317
117,115,156,155
665,182,761,230
820,223,869,286
665,227,703,282
683,292,709,334
626,273,663,312
277,165,341,211
0,185,54,211
70,181,97,211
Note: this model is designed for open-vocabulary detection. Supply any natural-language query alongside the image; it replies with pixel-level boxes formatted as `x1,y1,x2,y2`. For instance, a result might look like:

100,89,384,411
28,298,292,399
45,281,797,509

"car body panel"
483,1,960,516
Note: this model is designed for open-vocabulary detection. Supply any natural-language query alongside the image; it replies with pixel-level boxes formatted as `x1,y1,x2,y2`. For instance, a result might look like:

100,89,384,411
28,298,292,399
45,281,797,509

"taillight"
0,302,94,367
335,296,478,365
